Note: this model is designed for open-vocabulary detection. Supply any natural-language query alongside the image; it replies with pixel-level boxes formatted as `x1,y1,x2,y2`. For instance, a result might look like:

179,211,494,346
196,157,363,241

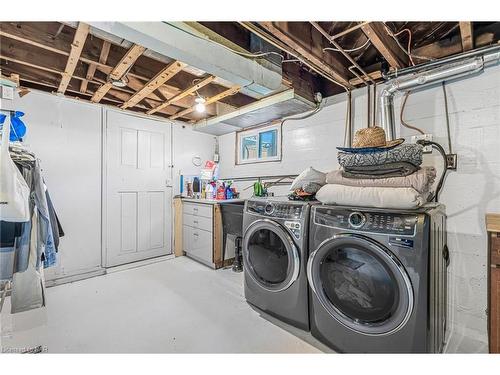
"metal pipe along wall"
379,47,500,140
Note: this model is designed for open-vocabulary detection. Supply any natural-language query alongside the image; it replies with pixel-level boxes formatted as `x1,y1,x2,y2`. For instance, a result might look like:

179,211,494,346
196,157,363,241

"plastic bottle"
225,184,233,200
216,182,226,200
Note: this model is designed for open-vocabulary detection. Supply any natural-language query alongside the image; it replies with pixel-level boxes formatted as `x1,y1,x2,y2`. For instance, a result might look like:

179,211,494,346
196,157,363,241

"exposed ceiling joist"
58,22,89,94
0,53,116,91
361,22,410,68
0,23,71,57
257,22,352,88
170,85,240,120
91,44,146,103
147,74,215,115
349,70,382,86
121,60,187,109
459,22,474,51
81,40,110,94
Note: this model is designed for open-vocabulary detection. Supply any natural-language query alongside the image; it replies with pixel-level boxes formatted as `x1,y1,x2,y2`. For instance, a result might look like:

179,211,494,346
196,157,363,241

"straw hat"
337,126,404,153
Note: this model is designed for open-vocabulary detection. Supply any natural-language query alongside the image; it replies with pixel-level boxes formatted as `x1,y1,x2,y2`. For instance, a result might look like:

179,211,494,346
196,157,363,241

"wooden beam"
258,22,352,88
110,44,146,81
147,75,215,115
361,22,410,68
459,22,474,51
58,22,90,94
349,70,382,86
1,24,255,108
121,60,187,109
169,85,240,120
81,40,110,93
0,54,107,89
91,44,146,103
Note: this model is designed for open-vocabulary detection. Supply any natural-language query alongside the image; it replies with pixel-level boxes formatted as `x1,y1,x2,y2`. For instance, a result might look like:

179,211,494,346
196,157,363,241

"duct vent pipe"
379,47,500,140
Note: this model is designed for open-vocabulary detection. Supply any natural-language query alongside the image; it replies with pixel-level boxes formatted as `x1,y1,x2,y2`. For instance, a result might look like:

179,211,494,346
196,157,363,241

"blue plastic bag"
0,111,27,142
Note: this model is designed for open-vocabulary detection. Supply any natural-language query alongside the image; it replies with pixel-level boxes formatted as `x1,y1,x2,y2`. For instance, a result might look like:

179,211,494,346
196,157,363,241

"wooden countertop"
486,213,500,233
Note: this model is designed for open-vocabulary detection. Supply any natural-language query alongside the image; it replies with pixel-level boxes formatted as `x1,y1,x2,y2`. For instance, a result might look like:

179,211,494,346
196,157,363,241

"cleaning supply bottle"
225,182,233,200
216,182,226,200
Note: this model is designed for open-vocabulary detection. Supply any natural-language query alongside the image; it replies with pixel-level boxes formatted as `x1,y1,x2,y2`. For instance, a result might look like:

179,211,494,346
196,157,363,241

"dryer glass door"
308,234,413,336
243,219,300,292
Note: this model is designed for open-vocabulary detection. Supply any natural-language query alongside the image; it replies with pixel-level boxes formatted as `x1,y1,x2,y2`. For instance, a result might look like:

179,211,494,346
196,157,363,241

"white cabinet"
182,202,216,268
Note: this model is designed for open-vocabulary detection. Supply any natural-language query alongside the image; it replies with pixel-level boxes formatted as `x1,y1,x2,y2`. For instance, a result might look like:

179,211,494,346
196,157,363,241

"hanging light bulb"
194,96,206,113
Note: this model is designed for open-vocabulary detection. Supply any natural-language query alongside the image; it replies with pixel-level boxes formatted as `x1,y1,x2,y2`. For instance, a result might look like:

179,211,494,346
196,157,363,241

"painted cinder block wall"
218,63,500,351
12,91,216,282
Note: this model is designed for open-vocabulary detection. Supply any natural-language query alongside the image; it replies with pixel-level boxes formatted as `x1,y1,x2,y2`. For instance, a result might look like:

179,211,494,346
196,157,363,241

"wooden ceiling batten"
361,22,411,68
147,75,216,115
91,43,146,103
459,22,474,51
121,60,187,109
169,85,241,120
81,40,111,94
58,22,90,94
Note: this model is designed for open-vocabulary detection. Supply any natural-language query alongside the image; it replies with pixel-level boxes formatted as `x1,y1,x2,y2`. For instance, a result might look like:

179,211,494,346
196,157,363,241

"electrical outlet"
1,85,14,100
446,154,458,170
411,134,433,153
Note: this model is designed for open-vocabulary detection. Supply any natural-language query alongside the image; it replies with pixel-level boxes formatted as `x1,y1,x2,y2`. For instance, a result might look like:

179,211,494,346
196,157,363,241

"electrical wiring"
323,38,371,53
237,21,350,94
382,23,435,65
416,140,448,202
442,82,453,154
394,28,415,66
400,91,425,135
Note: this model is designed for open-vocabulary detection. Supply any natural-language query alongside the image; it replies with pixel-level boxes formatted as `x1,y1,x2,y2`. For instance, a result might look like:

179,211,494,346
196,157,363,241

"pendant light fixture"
194,96,206,113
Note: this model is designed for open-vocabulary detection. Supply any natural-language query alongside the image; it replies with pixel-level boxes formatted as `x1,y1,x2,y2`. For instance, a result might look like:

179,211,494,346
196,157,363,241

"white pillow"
290,167,326,191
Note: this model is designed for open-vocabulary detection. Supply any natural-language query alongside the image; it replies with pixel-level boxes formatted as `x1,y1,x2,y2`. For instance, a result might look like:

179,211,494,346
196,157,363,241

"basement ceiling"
1,21,499,128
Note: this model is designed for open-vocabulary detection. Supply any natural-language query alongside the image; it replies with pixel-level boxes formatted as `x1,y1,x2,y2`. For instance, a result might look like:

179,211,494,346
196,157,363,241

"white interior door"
105,110,172,267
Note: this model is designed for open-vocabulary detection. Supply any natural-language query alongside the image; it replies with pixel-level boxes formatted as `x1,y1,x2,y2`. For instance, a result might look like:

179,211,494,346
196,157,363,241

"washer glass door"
308,234,413,335
243,220,299,292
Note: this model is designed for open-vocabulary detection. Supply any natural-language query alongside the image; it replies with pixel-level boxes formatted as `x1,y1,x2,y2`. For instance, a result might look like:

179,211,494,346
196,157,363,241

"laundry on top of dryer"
288,167,326,201
315,126,437,209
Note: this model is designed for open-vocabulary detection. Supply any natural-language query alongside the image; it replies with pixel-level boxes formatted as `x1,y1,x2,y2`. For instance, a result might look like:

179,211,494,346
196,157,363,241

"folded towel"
338,143,423,168
342,162,420,179
327,166,436,193
316,184,427,209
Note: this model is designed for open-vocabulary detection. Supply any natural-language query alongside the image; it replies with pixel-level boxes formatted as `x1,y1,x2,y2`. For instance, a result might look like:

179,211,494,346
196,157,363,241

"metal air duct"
379,46,500,139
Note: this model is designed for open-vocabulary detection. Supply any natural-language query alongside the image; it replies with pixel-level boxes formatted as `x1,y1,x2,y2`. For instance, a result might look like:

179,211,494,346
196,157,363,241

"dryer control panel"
246,200,304,220
314,207,419,237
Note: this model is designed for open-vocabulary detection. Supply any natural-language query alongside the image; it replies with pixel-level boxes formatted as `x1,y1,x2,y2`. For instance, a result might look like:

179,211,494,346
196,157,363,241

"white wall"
393,65,500,351
172,122,216,196
14,92,103,280
218,89,374,197
12,90,215,280
218,64,500,351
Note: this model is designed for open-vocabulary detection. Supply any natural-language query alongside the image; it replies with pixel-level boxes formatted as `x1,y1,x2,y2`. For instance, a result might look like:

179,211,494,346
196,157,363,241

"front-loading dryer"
243,197,314,331
307,204,448,353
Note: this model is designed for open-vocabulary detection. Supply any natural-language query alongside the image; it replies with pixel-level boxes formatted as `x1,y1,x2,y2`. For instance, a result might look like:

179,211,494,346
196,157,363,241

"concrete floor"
1,256,486,353
1,257,328,353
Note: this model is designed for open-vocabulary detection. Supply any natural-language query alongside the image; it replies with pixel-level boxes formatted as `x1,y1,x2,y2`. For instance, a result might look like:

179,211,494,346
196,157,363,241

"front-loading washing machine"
242,197,314,331
307,204,448,353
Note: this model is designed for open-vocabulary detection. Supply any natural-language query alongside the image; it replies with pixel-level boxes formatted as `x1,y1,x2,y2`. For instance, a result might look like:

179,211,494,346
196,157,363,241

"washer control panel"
284,221,302,239
314,207,418,236
247,200,304,220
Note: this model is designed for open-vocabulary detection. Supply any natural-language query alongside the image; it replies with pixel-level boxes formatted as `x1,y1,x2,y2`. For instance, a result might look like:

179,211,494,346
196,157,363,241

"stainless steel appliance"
242,197,313,330
307,204,448,353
